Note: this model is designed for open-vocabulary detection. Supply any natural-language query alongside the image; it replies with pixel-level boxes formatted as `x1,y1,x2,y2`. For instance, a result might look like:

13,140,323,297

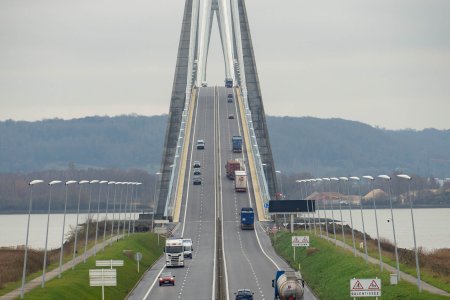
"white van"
182,238,193,258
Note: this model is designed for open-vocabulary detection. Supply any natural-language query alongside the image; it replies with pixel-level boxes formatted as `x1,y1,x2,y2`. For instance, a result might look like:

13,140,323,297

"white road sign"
292,236,309,247
350,278,381,297
154,227,168,234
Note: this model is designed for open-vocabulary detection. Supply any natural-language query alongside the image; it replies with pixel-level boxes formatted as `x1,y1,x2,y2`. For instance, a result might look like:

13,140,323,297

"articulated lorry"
165,238,184,267
272,270,305,300
240,207,254,230
234,170,247,192
232,136,243,153
225,159,245,179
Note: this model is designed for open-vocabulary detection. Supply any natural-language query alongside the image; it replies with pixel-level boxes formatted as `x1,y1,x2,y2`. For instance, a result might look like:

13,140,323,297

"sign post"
350,278,381,299
135,252,142,273
89,269,117,300
292,236,309,261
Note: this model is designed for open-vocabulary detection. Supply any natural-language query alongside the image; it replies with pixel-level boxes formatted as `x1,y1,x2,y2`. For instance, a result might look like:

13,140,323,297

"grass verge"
20,232,164,300
273,230,448,300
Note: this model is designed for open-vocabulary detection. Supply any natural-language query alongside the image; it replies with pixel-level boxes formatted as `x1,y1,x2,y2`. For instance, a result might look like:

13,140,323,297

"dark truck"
232,136,243,153
240,207,254,230
226,159,241,179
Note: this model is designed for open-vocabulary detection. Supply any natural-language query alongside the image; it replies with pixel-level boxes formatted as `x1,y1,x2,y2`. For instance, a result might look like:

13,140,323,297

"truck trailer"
272,270,305,300
234,170,247,192
226,159,242,179
240,207,254,230
232,136,243,153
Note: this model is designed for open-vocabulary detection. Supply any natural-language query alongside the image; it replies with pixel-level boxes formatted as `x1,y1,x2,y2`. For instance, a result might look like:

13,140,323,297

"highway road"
128,87,317,300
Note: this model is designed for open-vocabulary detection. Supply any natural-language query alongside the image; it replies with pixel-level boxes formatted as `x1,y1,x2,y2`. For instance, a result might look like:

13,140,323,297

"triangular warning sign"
352,280,364,290
368,280,380,290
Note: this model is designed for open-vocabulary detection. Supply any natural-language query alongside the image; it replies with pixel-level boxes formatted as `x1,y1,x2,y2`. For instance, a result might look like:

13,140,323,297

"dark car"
234,289,253,300
159,272,175,286
193,161,201,168
193,177,202,185
228,114,234,119
193,169,201,176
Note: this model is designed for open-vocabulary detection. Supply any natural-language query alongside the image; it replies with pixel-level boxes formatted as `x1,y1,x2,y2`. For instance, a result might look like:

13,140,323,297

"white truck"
165,238,185,267
234,170,247,192
182,238,193,258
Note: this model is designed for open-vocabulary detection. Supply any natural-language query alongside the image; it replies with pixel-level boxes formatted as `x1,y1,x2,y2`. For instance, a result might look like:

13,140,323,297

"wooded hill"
1,115,449,178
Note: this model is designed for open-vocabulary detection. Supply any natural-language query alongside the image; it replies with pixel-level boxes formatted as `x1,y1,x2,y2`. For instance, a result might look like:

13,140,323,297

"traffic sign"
264,202,269,209
154,220,169,224
292,236,309,247
350,278,381,297
154,227,168,234
135,252,142,262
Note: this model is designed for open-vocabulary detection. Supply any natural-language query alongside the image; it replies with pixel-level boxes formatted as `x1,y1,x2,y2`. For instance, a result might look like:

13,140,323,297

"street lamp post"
322,178,331,239
310,179,318,234
21,179,44,299
378,174,400,280
397,174,421,292
123,183,130,236
116,182,125,236
315,179,323,236
340,177,356,256
128,183,135,236
362,176,383,270
333,177,347,244
42,180,62,287
330,178,339,245
94,180,108,255
84,180,99,262
296,180,308,231
350,177,368,263
133,183,142,234
59,180,77,278
103,181,115,247
110,182,119,243
305,180,313,233
275,170,286,224
152,172,162,232
73,180,88,268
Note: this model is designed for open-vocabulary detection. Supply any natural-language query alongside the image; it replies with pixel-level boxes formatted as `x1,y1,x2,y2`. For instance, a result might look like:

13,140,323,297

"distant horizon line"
1,113,449,131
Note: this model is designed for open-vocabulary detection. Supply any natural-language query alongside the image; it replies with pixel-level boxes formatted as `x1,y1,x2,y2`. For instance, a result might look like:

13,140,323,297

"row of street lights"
21,180,143,299
294,174,421,292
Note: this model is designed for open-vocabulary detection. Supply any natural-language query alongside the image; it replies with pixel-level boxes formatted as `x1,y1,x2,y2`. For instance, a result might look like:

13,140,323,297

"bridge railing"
240,87,271,218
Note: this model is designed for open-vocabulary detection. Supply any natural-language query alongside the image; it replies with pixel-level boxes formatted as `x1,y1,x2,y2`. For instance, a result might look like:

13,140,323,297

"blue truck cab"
232,136,243,153
240,207,254,230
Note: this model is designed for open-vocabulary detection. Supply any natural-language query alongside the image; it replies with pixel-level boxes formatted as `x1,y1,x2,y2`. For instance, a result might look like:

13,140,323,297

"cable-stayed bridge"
129,0,317,299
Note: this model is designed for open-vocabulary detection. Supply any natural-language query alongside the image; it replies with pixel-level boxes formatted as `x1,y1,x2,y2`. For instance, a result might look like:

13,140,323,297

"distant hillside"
0,115,166,172
267,116,450,177
1,115,449,177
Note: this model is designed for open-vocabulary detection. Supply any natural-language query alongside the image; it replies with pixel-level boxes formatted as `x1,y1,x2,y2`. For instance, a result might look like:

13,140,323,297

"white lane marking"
217,87,230,300
212,86,217,300
142,266,165,300
181,87,202,237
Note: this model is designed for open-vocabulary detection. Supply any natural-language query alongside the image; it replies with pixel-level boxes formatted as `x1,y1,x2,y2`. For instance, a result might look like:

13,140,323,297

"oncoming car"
193,161,201,168
159,272,175,286
193,169,201,176
228,114,234,119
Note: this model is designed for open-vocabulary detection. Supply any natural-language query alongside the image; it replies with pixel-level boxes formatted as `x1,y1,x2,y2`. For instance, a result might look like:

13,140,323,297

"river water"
1,208,449,251
305,207,450,251
0,212,139,250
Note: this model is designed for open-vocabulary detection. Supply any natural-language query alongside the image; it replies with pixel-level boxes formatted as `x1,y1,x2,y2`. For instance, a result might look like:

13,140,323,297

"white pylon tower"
195,0,236,85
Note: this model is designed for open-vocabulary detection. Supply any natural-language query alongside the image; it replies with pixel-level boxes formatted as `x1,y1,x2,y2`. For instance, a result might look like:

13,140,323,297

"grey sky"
1,0,449,130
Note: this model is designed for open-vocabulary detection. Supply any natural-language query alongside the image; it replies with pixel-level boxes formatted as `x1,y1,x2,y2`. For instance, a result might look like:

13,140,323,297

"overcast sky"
1,0,449,130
